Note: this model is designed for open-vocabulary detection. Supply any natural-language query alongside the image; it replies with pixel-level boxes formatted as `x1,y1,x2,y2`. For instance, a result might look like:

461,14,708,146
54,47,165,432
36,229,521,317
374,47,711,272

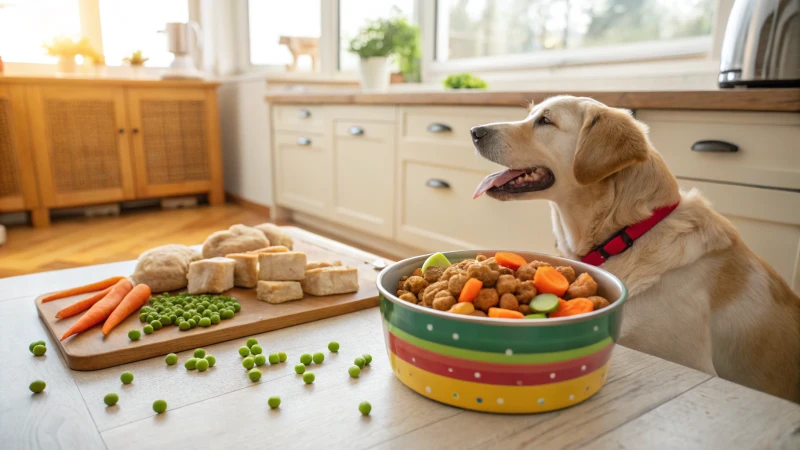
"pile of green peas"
138,293,241,333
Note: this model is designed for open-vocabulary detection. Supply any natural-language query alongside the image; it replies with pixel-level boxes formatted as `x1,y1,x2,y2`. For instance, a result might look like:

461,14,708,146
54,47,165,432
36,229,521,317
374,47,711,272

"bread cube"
301,266,359,296
187,257,236,294
257,281,303,304
225,253,259,288
248,245,289,254
258,252,306,281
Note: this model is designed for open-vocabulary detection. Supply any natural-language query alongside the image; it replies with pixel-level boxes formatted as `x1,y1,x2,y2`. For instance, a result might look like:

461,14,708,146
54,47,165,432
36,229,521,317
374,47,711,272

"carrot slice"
533,266,569,297
41,276,125,303
549,298,594,318
488,307,524,319
458,278,483,303
102,284,152,335
60,279,133,341
55,287,112,319
495,252,527,270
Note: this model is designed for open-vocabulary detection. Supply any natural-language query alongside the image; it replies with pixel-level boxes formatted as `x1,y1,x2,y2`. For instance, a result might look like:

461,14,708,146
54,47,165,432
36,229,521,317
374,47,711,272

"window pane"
0,0,81,63
249,0,321,70
339,0,416,72
438,0,714,61
99,0,189,67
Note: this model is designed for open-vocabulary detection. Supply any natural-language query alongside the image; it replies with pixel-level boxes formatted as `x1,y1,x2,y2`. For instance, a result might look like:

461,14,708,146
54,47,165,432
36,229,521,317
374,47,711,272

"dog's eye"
538,116,552,125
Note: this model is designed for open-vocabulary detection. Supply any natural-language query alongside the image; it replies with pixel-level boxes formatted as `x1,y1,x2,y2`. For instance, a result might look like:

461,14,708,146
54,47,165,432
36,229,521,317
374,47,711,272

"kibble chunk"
473,288,499,312
258,252,307,281
432,291,457,311
555,266,576,284
403,276,428,295
566,273,598,299
496,274,520,296
187,257,236,294
301,266,359,296
225,253,259,288
257,281,303,304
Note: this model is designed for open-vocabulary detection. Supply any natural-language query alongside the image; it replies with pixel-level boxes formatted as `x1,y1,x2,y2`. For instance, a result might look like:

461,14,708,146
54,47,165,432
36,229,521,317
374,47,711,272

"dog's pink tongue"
473,169,525,199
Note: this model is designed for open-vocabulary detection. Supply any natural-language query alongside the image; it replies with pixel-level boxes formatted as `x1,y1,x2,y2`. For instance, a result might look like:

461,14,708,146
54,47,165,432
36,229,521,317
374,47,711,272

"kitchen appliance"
719,0,800,88
161,21,203,80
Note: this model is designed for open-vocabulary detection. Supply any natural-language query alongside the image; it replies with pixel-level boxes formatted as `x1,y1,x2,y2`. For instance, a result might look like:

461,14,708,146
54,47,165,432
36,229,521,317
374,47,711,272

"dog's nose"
471,126,489,141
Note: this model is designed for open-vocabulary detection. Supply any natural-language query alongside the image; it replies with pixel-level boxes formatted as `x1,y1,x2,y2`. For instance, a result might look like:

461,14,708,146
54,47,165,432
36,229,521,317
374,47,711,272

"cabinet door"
126,88,223,202
28,86,135,207
274,131,332,216
331,120,395,238
0,85,38,212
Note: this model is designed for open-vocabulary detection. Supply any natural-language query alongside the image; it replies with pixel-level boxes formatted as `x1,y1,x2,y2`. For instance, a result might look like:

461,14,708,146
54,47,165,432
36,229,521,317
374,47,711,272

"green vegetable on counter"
312,352,324,364
238,346,250,357
294,364,306,374
194,348,206,358
120,371,134,385
128,329,141,341
32,345,47,356
143,324,154,335
184,358,198,370
250,345,263,355
349,365,361,378
150,320,162,331
268,353,279,364
268,396,281,409
328,342,340,352
179,321,191,331
29,380,46,393
248,368,262,382
205,355,216,367
359,401,372,415
362,354,372,365
300,353,312,365
242,357,255,370
199,317,211,327
246,338,258,348
302,372,315,384
29,340,46,354
153,399,167,414
278,351,287,362
165,353,178,365
195,358,209,372
354,357,366,368
104,393,119,406
254,354,267,366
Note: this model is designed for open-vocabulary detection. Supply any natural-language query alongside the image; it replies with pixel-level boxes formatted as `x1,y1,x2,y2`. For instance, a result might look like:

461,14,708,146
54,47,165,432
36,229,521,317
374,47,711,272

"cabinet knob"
427,123,452,133
296,137,312,146
132,128,139,134
691,140,738,153
426,179,450,189
297,109,311,119
348,126,364,136
118,128,125,134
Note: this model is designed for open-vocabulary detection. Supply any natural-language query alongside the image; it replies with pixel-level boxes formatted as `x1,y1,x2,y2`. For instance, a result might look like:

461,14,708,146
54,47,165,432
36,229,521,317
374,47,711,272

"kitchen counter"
0,74,220,88
265,88,800,112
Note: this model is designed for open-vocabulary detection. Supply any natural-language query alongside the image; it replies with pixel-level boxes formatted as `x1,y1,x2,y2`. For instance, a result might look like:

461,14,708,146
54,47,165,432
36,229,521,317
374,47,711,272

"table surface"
2,227,799,450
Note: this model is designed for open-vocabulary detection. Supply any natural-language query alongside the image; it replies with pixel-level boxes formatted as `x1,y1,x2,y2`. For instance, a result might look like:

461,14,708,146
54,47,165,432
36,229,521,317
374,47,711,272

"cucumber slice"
525,313,547,319
421,252,451,273
531,294,560,313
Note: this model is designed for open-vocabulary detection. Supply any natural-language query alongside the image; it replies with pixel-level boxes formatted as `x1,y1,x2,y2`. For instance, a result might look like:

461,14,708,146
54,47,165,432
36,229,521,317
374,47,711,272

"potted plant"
348,12,420,89
442,73,488,90
90,53,107,77
123,50,148,78
44,36,93,74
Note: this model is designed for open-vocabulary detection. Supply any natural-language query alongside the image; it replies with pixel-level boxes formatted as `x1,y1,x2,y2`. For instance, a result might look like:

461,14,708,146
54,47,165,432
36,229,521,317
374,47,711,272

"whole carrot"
102,284,152,335
55,287,112,319
41,276,125,303
60,279,133,341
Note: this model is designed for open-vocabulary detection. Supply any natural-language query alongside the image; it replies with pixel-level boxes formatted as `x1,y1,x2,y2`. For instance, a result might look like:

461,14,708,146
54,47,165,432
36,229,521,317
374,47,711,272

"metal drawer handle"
426,179,450,189
118,128,125,134
348,126,364,136
427,123,452,133
296,137,312,146
691,140,738,153
297,109,311,119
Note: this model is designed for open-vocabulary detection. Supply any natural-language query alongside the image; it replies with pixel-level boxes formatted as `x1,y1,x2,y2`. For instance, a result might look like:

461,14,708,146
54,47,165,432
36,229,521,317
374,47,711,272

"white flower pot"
358,56,391,90
57,56,76,74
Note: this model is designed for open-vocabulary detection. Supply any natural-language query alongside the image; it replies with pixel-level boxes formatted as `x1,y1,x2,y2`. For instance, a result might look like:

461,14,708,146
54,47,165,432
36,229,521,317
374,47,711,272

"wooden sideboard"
0,76,224,227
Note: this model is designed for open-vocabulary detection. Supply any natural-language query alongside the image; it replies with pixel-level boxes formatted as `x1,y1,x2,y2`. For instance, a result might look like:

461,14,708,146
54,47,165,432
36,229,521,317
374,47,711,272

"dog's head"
472,95,652,202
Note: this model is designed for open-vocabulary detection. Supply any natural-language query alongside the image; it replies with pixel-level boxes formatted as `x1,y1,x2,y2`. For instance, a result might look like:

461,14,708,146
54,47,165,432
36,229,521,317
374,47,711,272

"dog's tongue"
473,169,525,199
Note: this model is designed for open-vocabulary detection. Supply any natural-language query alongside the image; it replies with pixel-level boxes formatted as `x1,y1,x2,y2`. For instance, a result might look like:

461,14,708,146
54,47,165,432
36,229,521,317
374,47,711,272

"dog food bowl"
377,250,628,414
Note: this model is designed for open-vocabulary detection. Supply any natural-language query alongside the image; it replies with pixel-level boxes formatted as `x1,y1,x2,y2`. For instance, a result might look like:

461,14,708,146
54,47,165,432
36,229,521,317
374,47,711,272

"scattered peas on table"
300,353,312,365
268,353,279,364
143,324,154,335
32,345,47,356
153,399,167,414
254,354,267,366
359,401,372,416
128,329,141,341
278,351,287,362
205,355,216,367
248,368,262,382
328,341,340,352
246,338,258,348
195,358,209,372
362,354,372,365
29,380,46,393
250,345,263,355
165,353,178,365
294,364,306,374
243,357,255,370
185,358,198,370
104,393,119,406
349,366,361,378
312,352,324,364
28,340,45,354
194,348,206,358
354,357,366,368
268,396,281,409
238,346,251,357
120,371,134,385
303,372,315,384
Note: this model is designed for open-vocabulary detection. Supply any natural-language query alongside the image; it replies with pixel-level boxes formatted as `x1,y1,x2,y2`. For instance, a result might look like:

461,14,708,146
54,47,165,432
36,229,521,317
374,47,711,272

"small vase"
358,56,391,90
57,55,76,75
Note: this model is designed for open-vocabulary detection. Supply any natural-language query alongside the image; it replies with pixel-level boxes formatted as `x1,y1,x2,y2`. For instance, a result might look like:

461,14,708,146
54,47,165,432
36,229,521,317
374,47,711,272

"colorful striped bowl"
377,250,628,414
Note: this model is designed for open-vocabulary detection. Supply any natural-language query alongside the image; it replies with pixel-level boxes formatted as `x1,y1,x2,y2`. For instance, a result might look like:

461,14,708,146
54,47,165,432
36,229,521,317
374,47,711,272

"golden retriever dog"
471,95,800,402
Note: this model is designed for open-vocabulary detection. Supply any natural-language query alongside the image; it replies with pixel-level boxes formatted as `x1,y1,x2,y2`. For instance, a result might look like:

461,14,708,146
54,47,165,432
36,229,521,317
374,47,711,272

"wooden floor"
0,204,270,278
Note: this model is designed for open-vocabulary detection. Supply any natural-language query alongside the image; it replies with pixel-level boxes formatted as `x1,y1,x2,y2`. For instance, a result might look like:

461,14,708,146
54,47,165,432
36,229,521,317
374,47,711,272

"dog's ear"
573,103,649,185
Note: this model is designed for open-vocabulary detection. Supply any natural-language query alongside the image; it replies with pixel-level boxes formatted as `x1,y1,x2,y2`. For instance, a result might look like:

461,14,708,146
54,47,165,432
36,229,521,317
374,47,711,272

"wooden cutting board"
36,228,387,370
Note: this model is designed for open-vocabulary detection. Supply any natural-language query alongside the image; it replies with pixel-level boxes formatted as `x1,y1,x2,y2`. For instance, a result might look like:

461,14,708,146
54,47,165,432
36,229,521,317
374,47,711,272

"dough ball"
131,244,201,293
202,224,269,258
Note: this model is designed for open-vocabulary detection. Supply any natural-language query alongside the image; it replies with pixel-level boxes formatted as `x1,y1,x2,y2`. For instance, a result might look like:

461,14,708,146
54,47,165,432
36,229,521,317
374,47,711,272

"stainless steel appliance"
160,21,203,79
719,0,800,88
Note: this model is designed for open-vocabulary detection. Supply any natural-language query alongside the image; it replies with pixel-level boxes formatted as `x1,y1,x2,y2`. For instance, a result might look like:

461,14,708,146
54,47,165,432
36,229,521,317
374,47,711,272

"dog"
470,95,800,402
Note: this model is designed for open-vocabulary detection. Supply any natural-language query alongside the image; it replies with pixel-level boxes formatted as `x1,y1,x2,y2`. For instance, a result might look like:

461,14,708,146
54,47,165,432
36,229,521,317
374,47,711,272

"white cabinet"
273,131,332,216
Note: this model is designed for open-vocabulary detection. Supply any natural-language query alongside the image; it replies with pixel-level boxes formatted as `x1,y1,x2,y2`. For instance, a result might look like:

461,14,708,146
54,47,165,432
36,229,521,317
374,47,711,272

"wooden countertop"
0,75,220,88
3,227,799,449
265,89,800,112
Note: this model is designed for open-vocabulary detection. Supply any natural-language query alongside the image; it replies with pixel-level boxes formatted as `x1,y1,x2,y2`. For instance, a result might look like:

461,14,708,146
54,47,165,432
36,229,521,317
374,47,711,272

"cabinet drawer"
396,161,557,254
639,110,800,190
273,105,325,132
274,131,331,215
334,121,394,139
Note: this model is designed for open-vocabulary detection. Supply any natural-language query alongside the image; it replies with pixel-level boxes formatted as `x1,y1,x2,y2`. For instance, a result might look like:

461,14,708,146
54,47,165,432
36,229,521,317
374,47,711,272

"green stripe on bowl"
387,321,613,364
381,295,622,354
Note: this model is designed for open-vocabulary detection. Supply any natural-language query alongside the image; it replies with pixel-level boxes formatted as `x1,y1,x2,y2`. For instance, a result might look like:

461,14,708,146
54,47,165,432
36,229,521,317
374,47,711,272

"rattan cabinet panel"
0,85,39,216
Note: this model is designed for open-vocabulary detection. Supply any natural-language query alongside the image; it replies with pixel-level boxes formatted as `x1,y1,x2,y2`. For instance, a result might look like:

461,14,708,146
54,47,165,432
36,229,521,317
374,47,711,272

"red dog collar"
581,203,680,266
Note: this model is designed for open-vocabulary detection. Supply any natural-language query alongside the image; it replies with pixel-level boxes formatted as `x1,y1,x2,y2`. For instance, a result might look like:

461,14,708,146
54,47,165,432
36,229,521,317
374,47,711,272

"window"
248,0,321,70
0,0,81,63
338,0,416,71
99,0,189,67
436,0,714,62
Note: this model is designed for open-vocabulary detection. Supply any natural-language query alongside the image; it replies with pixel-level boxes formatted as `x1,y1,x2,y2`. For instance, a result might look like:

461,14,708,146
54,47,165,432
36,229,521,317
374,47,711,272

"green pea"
32,345,47,356
192,314,202,323
221,310,234,319
188,318,197,328
248,368,262,382
120,371,134,384
194,348,206,358
153,399,167,414
159,316,171,326
139,313,148,322
300,353,312,365
179,321,190,331
268,353,279,364
294,364,306,374
242,357,255,369
128,330,141,341
210,314,221,324
362,354,372,365
165,353,178,365
254,354,267,366
29,340,46,353
104,393,119,406
278,352,287,362
354,357,366,368
143,324,154,335
29,380,46,393
195,358,209,372
150,320,162,331
328,341,340,352
268,396,281,409
232,303,241,313
312,352,324,364
302,372,315,384
199,317,211,327
202,310,212,318
182,311,191,320
349,365,361,378
169,314,178,323
208,304,219,312
205,355,216,367
238,346,250,357
146,314,156,322
359,401,371,415
196,305,206,313
250,345,263,355
184,358,198,370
